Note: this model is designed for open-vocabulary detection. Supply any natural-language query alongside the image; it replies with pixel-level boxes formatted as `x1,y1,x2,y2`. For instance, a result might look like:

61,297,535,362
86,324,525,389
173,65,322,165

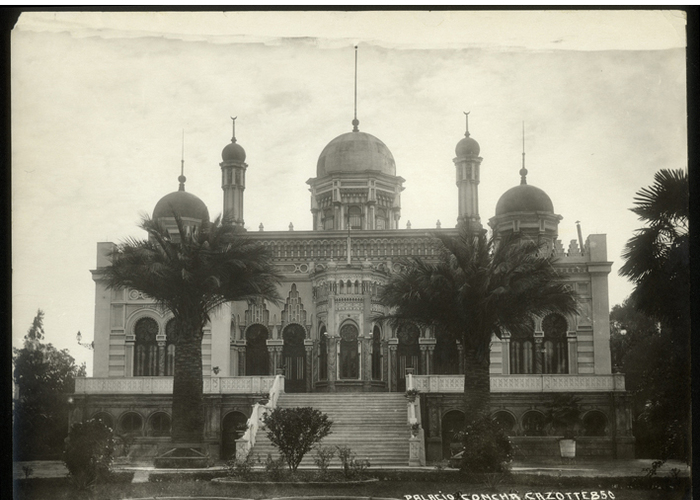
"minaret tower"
220,117,248,226
454,112,483,232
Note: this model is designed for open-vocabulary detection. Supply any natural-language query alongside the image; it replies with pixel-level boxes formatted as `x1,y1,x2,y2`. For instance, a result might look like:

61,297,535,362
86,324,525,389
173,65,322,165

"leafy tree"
619,169,689,336
379,229,577,427
610,300,689,460
63,418,115,490
13,310,86,460
102,216,280,443
617,169,690,461
263,407,333,472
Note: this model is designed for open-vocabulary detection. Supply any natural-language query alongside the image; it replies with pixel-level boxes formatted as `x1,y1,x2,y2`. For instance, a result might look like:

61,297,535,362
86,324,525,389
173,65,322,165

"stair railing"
406,370,426,466
236,373,285,460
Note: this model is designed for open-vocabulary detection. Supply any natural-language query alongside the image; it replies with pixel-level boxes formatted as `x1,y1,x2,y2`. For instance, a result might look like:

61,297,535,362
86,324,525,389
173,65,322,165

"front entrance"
283,324,306,393
221,411,248,460
397,323,420,391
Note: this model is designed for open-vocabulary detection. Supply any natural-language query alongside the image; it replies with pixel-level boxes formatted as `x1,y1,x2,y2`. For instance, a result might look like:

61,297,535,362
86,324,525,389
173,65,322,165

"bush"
454,416,513,474
335,445,371,479
313,445,336,475
263,407,333,472
226,453,259,480
63,418,115,490
264,453,286,481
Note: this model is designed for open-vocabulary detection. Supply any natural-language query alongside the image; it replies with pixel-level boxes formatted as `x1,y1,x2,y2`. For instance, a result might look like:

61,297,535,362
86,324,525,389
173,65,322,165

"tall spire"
463,111,470,137
230,116,238,143
519,121,528,185
352,45,360,132
178,129,186,191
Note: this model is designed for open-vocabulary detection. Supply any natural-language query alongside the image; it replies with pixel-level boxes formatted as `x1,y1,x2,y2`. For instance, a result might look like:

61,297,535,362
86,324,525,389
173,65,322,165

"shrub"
264,453,286,481
263,407,333,472
335,445,371,479
313,445,336,475
226,453,259,480
63,418,115,490
455,416,513,474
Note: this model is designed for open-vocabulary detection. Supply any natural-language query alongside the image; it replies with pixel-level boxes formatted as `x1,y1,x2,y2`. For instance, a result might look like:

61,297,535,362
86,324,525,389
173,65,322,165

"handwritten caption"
405,492,616,500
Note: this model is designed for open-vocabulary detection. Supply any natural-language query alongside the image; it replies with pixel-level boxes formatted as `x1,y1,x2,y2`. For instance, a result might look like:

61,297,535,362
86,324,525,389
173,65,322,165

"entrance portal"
245,324,269,375
221,411,248,460
283,324,306,392
397,323,420,391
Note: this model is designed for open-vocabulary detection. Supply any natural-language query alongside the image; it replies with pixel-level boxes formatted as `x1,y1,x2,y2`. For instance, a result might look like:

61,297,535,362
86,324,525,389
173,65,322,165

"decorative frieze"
410,374,626,393
75,376,278,394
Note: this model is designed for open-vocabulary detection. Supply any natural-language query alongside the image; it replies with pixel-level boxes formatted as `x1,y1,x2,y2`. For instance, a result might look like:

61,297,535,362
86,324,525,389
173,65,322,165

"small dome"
152,190,210,222
222,141,246,163
455,135,480,157
495,184,554,215
317,131,396,177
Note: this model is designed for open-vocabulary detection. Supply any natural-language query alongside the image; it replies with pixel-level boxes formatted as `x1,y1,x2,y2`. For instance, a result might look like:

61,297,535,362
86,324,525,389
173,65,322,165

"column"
158,342,166,376
420,345,428,375
238,347,246,376
534,336,544,374
389,342,398,391
305,343,313,392
427,345,435,375
457,342,464,375
124,342,134,377
567,332,578,374
501,334,511,375
362,336,372,389
328,336,337,391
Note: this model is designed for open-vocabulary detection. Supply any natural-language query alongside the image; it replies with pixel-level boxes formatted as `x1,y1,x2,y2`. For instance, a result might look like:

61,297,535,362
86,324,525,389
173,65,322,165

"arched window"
348,206,362,229
372,325,382,380
582,411,608,436
510,319,535,374
92,412,114,431
542,314,568,374
323,209,334,230
319,325,328,380
134,317,159,376
441,410,465,459
376,208,387,230
119,412,143,436
245,324,270,376
149,412,171,437
164,319,177,376
492,411,516,436
339,323,359,379
522,411,546,436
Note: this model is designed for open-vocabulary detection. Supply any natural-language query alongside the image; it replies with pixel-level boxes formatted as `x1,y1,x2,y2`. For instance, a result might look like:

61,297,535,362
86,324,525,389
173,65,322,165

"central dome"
495,184,554,215
316,131,396,177
152,190,210,222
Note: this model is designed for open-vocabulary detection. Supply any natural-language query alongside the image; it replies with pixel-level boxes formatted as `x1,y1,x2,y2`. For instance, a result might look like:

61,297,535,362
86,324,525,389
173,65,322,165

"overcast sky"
11,11,687,375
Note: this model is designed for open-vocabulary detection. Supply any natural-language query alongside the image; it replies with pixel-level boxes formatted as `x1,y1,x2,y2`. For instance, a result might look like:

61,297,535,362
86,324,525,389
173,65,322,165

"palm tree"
379,229,577,426
619,169,689,333
102,216,281,443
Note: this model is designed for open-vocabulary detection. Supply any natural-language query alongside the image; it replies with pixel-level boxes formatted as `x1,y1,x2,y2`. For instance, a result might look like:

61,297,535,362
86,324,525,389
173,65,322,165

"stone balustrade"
74,376,277,394
412,374,626,393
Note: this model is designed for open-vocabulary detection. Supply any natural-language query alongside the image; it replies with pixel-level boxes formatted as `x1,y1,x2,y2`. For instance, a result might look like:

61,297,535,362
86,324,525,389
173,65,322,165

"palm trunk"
462,346,491,426
171,323,204,443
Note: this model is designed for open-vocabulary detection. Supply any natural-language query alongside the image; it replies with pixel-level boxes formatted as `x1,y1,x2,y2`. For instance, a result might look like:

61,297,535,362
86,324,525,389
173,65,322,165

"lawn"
13,475,690,500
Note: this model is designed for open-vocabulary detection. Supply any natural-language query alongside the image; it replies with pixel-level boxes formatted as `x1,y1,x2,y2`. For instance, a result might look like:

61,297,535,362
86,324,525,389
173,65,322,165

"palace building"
70,112,635,464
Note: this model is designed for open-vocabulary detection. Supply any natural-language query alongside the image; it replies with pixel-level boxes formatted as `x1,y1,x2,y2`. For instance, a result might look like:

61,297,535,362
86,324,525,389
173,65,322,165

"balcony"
412,374,626,393
74,376,277,395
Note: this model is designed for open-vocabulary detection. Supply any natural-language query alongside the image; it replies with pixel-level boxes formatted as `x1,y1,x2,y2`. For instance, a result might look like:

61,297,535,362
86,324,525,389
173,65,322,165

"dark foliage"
263,407,333,472
454,416,513,473
544,393,582,439
13,310,86,460
610,301,690,461
378,228,577,426
101,215,280,442
63,418,115,490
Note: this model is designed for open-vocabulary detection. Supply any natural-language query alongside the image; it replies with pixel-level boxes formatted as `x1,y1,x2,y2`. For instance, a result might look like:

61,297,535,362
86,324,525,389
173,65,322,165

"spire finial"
230,116,237,143
463,111,470,137
178,129,186,191
519,121,528,185
352,45,360,132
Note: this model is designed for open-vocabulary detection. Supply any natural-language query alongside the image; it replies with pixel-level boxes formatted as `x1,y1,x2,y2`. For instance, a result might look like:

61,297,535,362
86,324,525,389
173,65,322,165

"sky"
11,11,687,376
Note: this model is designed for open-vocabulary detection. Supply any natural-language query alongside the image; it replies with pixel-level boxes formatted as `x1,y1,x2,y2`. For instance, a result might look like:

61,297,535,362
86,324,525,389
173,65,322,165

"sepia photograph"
10,9,690,500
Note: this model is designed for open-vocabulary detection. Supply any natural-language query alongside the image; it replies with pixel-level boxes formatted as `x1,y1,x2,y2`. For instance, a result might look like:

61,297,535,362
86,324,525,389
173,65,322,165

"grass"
13,474,691,500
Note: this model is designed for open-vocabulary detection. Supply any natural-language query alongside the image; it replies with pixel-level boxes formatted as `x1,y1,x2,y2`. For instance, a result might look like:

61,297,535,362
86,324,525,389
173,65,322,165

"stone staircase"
250,392,411,466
